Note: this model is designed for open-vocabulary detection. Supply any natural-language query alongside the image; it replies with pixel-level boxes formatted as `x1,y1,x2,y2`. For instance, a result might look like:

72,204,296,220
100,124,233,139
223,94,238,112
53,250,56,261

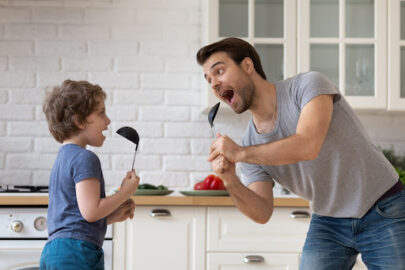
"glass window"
255,44,284,82
310,0,339,37
255,0,284,38
345,44,375,96
401,2,405,40
310,44,339,88
401,47,405,98
219,0,248,37
346,0,374,38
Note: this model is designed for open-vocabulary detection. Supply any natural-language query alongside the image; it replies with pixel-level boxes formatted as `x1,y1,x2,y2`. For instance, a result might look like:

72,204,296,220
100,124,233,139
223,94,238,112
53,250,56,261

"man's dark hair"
196,37,266,80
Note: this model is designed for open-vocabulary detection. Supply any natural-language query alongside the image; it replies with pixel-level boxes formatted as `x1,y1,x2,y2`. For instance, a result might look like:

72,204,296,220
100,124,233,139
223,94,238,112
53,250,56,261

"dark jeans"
300,189,405,270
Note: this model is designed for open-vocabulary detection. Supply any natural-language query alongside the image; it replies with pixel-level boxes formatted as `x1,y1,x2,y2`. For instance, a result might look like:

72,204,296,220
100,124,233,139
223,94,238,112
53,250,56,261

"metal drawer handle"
243,255,265,264
290,210,310,219
150,209,171,217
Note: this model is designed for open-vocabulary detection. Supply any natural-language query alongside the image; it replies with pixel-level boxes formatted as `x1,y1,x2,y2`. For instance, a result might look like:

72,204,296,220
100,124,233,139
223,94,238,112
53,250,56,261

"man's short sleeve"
294,71,341,109
239,161,275,187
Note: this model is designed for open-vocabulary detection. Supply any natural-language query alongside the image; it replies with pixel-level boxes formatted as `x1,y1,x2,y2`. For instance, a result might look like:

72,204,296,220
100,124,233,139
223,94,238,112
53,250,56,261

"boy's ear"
74,115,85,130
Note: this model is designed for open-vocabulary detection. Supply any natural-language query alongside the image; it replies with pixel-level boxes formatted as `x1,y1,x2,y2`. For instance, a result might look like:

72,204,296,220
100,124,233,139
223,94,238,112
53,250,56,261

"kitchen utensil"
117,126,139,170
208,102,220,138
208,102,226,173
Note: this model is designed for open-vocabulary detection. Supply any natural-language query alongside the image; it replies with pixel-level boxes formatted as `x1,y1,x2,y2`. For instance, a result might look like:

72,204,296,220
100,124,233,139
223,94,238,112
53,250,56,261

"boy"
40,80,139,269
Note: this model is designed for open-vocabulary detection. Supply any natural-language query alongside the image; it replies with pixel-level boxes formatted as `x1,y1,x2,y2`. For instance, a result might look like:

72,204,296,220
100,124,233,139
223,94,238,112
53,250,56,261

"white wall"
0,0,404,191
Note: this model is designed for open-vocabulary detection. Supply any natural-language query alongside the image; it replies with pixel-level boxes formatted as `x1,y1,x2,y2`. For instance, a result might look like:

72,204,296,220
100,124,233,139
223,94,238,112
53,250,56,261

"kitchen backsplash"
0,0,404,193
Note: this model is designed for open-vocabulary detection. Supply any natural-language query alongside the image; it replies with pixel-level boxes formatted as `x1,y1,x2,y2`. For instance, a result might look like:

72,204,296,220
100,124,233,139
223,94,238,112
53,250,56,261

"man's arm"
209,94,334,165
211,159,274,224
228,179,274,224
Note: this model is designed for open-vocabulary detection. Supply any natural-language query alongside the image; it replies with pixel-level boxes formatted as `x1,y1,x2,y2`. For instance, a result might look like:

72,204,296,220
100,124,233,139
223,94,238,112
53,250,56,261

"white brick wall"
0,0,404,192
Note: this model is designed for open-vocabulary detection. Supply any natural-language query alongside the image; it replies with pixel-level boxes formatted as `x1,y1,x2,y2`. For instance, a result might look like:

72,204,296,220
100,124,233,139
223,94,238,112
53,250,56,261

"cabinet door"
207,207,310,252
298,0,387,109
203,0,297,111
207,253,300,270
122,206,206,270
388,0,405,110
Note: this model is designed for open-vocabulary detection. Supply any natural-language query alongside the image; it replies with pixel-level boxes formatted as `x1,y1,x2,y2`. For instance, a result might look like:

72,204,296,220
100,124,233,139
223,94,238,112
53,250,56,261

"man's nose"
211,77,220,92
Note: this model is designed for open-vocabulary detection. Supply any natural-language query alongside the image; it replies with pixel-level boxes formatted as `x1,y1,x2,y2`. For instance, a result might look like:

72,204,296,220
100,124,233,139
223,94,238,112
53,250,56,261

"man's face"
202,52,254,114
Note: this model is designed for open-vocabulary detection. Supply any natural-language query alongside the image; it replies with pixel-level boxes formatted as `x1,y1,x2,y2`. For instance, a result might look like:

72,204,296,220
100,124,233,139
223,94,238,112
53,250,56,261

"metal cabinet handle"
290,210,310,219
150,209,171,217
243,255,265,264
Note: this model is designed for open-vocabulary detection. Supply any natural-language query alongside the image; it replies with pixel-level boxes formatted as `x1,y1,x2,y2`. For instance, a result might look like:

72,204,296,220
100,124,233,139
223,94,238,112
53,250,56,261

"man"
196,37,405,269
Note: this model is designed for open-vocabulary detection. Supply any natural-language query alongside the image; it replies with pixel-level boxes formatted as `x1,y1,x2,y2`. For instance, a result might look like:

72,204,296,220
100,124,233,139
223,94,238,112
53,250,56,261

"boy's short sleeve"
294,71,341,109
71,151,102,184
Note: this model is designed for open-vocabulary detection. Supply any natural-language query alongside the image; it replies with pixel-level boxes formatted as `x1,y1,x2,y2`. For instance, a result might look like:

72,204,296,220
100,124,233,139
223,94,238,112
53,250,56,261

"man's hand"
208,133,243,163
107,199,135,225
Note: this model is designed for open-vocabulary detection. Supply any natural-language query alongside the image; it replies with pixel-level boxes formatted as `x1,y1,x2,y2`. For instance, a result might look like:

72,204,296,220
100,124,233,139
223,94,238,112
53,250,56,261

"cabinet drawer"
124,206,206,270
207,207,310,252
207,252,300,270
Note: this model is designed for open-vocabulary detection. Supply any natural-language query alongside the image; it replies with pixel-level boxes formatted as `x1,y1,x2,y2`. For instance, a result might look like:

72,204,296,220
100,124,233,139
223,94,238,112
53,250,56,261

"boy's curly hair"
43,80,106,143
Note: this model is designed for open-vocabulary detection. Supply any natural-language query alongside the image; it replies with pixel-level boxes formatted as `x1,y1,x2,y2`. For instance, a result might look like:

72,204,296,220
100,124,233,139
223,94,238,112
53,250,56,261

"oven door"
0,240,45,270
0,240,112,270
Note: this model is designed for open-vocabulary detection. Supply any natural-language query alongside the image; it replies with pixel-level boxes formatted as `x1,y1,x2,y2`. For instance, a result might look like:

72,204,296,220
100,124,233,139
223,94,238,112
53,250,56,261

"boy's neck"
63,137,86,148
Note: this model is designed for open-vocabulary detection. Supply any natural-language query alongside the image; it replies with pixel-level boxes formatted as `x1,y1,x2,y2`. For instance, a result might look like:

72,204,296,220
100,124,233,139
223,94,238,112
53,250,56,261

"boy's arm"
106,199,135,225
76,171,139,223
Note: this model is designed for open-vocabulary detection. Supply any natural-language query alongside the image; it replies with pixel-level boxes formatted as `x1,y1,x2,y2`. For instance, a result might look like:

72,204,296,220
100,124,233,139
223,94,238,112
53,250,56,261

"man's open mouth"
221,90,235,104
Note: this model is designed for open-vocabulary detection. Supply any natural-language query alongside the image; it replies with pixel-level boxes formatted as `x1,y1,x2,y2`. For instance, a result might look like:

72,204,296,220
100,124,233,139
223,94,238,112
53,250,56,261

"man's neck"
250,80,277,134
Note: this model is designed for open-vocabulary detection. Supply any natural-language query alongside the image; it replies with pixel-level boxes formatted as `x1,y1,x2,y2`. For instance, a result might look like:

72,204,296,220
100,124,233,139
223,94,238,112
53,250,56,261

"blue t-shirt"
47,144,107,248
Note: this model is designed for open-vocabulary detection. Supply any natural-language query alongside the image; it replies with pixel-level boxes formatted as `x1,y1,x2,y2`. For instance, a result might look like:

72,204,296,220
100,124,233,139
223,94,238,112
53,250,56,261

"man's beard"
233,79,254,114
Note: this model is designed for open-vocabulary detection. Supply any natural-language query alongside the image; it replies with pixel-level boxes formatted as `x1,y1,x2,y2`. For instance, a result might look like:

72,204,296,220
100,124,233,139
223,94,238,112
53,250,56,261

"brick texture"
0,0,403,194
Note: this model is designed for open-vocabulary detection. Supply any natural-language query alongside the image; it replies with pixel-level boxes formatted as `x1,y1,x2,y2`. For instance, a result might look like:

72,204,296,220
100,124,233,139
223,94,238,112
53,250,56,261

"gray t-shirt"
240,71,398,218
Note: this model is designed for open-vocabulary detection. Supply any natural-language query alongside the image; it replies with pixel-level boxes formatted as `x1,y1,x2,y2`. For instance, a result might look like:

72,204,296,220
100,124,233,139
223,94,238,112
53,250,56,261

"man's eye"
218,69,224,75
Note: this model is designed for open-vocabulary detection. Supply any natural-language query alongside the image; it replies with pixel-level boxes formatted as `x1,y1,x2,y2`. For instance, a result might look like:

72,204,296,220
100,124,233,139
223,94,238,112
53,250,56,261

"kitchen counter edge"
0,195,309,207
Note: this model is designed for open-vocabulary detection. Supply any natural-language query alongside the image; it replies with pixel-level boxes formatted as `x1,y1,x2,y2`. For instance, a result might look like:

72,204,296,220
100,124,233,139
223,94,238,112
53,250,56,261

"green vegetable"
382,149,405,185
156,185,167,190
138,183,158,190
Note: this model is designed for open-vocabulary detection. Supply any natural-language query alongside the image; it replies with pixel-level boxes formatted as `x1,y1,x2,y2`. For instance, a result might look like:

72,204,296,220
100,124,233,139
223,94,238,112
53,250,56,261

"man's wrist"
237,146,247,162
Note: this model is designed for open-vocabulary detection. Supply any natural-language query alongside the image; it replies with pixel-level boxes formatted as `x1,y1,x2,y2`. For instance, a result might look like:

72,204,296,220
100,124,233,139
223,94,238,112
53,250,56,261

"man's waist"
376,180,404,203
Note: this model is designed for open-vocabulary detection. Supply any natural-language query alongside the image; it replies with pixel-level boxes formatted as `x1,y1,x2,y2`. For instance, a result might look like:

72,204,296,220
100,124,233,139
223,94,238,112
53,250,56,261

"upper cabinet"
388,0,405,110
203,0,405,111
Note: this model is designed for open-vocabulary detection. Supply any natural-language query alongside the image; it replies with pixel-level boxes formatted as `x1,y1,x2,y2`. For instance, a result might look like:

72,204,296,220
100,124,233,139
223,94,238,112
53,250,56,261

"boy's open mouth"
221,90,235,104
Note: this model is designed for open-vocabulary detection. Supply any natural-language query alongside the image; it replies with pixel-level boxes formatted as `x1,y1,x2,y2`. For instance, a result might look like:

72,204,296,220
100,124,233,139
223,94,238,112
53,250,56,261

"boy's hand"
120,170,140,197
107,199,136,224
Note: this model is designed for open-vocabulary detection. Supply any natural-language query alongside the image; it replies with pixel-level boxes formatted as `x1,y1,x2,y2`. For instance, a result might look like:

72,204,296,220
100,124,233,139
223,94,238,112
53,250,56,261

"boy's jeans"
300,189,405,270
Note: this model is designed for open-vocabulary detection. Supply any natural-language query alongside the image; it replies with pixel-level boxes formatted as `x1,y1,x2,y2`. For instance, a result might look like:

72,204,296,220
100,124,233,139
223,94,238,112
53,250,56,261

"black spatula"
117,126,139,170
208,102,225,173
208,102,220,138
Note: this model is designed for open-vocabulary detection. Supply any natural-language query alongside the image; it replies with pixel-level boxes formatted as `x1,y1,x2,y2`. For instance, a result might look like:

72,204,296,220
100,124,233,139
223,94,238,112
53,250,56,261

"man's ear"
241,57,254,74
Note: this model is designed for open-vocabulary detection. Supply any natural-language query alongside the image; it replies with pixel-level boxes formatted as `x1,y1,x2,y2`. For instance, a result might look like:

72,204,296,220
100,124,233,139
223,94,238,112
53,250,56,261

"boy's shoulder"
60,144,99,164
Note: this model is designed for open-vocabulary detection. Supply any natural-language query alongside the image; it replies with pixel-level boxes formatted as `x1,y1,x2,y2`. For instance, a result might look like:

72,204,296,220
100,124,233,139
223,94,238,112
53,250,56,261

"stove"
0,185,113,269
0,185,48,193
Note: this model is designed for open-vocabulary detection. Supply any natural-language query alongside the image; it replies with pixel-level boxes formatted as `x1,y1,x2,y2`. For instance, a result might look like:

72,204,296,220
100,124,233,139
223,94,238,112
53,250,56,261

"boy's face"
202,51,254,114
79,98,111,147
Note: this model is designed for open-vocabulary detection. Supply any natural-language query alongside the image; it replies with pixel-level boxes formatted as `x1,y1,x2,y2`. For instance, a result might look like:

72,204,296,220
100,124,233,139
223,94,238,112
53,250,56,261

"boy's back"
47,144,106,248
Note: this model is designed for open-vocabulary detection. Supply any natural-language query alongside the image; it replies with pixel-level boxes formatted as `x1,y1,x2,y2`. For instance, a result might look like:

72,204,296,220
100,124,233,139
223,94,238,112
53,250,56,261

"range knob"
11,220,24,232
34,216,47,231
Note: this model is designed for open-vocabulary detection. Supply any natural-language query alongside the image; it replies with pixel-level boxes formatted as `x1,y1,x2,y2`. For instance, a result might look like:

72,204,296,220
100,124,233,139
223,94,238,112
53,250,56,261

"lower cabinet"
113,206,206,270
113,205,368,269
207,253,300,269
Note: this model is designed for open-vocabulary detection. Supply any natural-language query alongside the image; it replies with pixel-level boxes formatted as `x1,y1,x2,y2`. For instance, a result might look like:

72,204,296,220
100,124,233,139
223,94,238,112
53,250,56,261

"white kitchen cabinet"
388,0,405,110
113,206,206,270
203,0,404,111
207,207,309,253
113,205,368,269
207,253,300,269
